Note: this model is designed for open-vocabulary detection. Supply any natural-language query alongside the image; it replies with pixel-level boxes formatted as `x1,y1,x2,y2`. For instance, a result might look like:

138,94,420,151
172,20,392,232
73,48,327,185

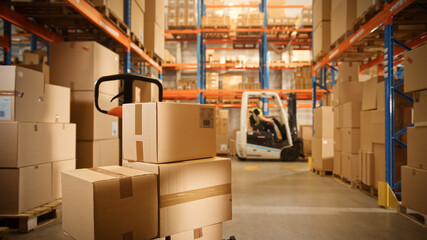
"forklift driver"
251,99,279,141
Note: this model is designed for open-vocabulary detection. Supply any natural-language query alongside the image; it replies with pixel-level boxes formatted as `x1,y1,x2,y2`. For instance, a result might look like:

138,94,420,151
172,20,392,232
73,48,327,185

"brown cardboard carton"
223,75,243,90
370,109,385,144
373,144,385,188
333,150,342,175
338,62,359,83
340,128,360,154
312,137,334,171
131,0,145,43
404,43,427,93
122,103,216,163
313,21,330,59
0,163,52,214
313,106,334,138
359,150,375,186
43,84,70,123
0,122,76,168
334,105,340,128
330,0,357,44
23,50,47,65
341,101,361,128
299,125,312,140
407,127,427,170
357,0,376,18
92,0,124,21
71,91,119,140
50,41,119,95
145,20,165,60
402,166,427,215
313,0,331,28
62,166,158,240
18,64,50,83
145,0,164,26
154,223,222,240
362,76,384,111
360,110,373,151
376,81,385,110
52,159,76,200
341,152,358,181
123,157,232,237
0,66,44,122
76,139,119,168
414,90,427,124
216,135,229,154
334,80,363,105
334,128,341,151
133,79,161,103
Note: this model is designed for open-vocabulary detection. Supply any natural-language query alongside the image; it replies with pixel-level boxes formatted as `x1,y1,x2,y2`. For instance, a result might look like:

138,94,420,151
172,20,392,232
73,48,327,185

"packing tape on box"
136,141,143,161
0,90,24,97
194,228,203,239
90,168,133,199
159,183,231,208
135,104,142,135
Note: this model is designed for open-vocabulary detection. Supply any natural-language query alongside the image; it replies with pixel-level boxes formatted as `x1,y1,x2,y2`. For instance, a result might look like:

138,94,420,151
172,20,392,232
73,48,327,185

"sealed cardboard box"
334,128,341,151
402,166,427,215
330,0,357,44
338,62,359,83
0,66,44,122
407,127,427,170
92,0,124,21
362,76,384,111
334,80,363,105
373,143,385,188
145,20,165,60
122,103,216,163
404,43,427,93
370,109,385,144
62,166,158,240
357,0,377,18
313,0,331,28
313,106,334,138
313,21,331,59
52,159,76,200
359,150,375,186
23,50,46,65
133,79,161,103
341,152,359,181
376,81,385,110
71,91,119,140
131,0,145,43
76,138,119,168
340,128,360,154
340,101,361,128
0,163,52,214
334,105,340,128
360,110,373,151
333,150,342,175
145,0,164,27
312,137,334,171
50,41,119,95
123,157,232,237
18,63,50,83
414,90,427,124
216,135,229,154
0,122,76,168
43,84,70,123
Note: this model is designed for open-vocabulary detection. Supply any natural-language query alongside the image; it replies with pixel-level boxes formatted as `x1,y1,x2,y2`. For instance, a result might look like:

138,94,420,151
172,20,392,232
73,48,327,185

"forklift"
235,91,303,161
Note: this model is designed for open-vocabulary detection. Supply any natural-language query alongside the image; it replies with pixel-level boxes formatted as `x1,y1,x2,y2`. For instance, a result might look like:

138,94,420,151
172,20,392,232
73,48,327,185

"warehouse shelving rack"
163,1,316,110
312,0,427,199
0,0,162,78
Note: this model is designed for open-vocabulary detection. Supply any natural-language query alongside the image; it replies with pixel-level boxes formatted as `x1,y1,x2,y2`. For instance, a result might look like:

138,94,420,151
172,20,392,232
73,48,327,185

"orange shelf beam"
205,4,259,8
313,0,414,72
267,5,312,8
165,28,312,35
0,3,63,42
163,62,310,70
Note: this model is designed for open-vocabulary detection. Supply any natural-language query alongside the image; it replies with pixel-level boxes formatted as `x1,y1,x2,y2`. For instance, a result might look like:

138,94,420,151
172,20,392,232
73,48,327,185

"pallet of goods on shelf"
293,66,314,89
163,49,176,64
202,16,231,38
168,0,197,29
352,0,384,32
90,0,130,36
295,7,313,28
177,79,197,90
236,13,264,38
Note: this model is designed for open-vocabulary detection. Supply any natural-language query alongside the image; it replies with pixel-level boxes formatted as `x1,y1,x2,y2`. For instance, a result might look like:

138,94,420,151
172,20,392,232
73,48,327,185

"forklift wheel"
280,147,299,161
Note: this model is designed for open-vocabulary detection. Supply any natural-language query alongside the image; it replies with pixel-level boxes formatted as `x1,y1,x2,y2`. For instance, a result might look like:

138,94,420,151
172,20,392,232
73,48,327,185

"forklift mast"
287,93,298,141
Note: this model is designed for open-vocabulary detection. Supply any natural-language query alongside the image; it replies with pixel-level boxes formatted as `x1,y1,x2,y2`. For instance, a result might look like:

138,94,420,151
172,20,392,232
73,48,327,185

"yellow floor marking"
244,166,260,171
283,166,299,170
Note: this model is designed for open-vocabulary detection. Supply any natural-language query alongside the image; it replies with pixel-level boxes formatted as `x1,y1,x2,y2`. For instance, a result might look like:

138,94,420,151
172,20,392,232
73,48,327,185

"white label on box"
18,71,24,78
0,97,11,120
112,121,118,136
200,107,214,128
220,144,228,151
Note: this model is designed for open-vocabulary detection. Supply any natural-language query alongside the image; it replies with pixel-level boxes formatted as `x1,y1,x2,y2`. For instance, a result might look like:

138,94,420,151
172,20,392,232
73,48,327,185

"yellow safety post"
377,181,398,209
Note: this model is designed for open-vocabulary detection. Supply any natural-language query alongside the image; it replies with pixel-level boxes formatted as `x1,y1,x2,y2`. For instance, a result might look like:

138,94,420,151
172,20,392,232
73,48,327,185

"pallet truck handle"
94,73,163,117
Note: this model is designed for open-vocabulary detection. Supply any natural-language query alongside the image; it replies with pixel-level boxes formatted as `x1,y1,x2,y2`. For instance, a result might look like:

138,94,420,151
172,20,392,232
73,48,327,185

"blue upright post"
30,35,38,51
260,0,269,115
312,72,316,136
331,62,336,88
3,20,12,65
384,19,394,188
123,0,131,73
196,0,203,103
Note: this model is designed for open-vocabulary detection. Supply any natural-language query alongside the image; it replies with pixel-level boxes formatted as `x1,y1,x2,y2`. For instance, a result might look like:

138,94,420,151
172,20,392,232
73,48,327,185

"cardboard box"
122,103,216,163
330,0,357,44
222,75,243,90
0,163,52,214
76,138,119,168
23,50,47,65
402,166,427,215
376,81,385,110
18,63,50,83
92,0,124,21
359,150,375,186
0,122,76,168
216,135,229,154
370,109,385,144
362,76,384,111
338,62,359,83
154,223,222,240
50,41,119,95
357,0,377,18
71,91,119,140
52,159,76,200
145,0,164,27
333,150,341,175
340,128,360,154
334,80,363,105
334,105,341,128
0,66,44,122
373,143,385,188
43,84,70,123
313,106,334,138
313,0,331,28
299,125,312,140
404,43,427,93
341,152,358,181
123,157,232,237
132,79,161,103
340,101,361,128
360,110,373,151
131,1,145,44
407,127,427,170
62,166,158,240
334,128,341,151
312,137,334,171
145,20,165,60
414,90,427,124
313,21,331,59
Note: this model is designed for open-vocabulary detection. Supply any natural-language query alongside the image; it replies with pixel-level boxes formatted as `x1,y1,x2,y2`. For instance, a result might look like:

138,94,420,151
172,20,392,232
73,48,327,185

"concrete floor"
8,159,427,240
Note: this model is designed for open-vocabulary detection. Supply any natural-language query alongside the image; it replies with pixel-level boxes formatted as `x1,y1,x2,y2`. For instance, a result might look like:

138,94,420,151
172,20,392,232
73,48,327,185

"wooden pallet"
313,168,333,177
236,26,263,38
0,227,9,240
351,0,384,33
357,181,378,198
130,32,145,51
329,32,351,50
146,51,163,65
333,174,358,189
95,6,130,36
204,26,230,39
397,203,427,228
0,199,62,233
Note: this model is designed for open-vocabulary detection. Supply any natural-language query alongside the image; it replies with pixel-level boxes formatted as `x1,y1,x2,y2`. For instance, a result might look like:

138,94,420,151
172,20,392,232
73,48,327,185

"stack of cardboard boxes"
293,66,312,89
50,41,120,169
268,0,286,27
0,65,76,214
168,0,197,29
62,102,231,239
313,0,331,60
330,0,357,45
299,125,313,156
239,76,261,90
295,8,313,27
237,13,264,28
177,79,197,90
223,74,243,90
312,106,334,172
402,43,427,215
145,0,165,60
216,109,229,155
19,50,50,83
132,0,145,44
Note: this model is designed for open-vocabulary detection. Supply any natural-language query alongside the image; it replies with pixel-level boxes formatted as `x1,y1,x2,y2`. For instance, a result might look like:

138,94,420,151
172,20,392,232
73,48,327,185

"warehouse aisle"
222,159,427,240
